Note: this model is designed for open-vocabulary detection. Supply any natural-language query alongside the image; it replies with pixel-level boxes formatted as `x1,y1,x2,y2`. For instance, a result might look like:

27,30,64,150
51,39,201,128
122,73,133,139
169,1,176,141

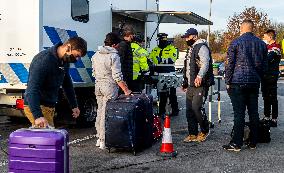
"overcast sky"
159,0,284,37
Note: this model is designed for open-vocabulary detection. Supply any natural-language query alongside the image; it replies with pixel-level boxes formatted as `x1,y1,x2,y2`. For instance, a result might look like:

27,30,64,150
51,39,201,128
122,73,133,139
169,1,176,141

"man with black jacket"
118,25,135,91
223,20,267,151
181,28,214,143
24,37,87,128
262,29,282,127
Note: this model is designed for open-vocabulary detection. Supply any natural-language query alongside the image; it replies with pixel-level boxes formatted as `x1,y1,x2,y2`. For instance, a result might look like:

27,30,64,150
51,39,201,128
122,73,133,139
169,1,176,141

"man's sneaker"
96,139,100,147
196,131,210,142
99,141,106,150
183,135,197,142
223,143,241,152
261,117,271,124
271,119,277,127
247,143,256,150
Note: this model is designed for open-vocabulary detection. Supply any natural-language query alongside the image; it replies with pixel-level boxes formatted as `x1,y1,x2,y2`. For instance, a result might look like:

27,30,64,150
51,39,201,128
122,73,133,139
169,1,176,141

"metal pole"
208,0,213,128
208,85,213,128
207,0,212,47
217,77,221,123
144,0,148,49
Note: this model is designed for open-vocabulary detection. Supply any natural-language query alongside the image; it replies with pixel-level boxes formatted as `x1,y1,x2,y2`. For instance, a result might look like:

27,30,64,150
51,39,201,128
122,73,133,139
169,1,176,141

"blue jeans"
228,84,259,146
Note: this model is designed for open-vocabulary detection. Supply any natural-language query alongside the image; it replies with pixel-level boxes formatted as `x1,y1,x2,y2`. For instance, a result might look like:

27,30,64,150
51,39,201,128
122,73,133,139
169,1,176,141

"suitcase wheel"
209,122,214,128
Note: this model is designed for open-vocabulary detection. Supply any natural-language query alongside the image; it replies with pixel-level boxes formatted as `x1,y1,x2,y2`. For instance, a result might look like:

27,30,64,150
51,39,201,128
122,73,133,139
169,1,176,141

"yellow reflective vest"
131,42,149,80
149,44,178,73
282,39,284,55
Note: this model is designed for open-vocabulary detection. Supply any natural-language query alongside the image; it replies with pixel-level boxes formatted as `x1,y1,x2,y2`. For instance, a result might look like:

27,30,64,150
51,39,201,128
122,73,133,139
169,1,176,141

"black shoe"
223,143,241,152
261,117,270,123
247,143,256,149
270,119,277,127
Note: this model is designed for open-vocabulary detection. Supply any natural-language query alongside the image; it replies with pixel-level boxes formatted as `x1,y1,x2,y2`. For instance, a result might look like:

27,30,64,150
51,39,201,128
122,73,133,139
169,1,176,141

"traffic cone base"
157,115,178,158
157,150,178,157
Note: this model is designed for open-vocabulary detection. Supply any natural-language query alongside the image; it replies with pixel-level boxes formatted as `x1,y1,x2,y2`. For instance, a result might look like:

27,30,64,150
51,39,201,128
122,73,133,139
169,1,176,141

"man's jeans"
186,87,209,135
228,84,259,146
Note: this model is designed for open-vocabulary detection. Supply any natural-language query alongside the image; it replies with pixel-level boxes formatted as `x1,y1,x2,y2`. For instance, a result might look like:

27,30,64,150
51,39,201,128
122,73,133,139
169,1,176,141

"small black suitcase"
105,94,153,155
230,120,271,144
258,120,271,143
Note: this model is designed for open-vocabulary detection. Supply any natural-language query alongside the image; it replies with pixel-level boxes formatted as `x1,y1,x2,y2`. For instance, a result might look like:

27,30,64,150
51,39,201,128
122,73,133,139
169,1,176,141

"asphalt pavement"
0,79,284,173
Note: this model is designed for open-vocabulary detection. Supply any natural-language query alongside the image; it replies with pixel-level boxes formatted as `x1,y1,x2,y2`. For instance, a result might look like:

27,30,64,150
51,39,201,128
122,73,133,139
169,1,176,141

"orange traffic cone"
157,115,177,157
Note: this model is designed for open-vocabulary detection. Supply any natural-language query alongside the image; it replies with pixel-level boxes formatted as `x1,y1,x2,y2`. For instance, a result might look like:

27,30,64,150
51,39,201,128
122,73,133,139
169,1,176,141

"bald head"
240,19,254,35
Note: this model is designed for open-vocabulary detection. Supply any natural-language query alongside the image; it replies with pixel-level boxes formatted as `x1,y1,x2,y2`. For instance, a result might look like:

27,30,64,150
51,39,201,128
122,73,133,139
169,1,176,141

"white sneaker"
99,141,106,150
96,139,100,147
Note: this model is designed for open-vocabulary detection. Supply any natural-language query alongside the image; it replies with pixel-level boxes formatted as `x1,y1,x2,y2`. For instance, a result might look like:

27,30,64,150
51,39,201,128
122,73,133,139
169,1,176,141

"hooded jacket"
92,46,123,85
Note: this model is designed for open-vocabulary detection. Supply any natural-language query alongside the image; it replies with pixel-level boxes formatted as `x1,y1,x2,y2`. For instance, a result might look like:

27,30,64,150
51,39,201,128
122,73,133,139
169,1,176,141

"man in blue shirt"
24,37,87,128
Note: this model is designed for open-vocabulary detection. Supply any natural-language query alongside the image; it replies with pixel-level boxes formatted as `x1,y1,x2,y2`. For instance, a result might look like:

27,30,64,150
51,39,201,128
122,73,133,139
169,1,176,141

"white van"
0,0,212,125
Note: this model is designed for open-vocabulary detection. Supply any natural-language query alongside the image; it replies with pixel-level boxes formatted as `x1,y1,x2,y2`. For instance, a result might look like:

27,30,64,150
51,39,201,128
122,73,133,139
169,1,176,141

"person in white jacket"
92,32,132,149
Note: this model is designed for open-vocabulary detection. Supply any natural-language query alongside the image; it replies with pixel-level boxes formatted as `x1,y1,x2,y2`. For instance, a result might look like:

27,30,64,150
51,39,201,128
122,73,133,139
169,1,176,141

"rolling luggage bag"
230,120,271,144
8,128,69,173
258,120,271,143
105,94,153,155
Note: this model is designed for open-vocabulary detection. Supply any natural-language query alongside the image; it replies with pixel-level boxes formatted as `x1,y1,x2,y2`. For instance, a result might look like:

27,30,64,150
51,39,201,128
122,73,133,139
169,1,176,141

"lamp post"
207,0,212,47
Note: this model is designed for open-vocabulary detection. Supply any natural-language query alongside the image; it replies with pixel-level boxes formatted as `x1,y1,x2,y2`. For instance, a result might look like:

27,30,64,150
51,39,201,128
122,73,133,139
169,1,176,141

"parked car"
279,59,284,77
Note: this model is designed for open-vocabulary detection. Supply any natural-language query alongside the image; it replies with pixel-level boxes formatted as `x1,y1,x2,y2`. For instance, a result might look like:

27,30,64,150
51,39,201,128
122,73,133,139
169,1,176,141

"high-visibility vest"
149,44,178,73
282,39,284,55
131,42,149,80
149,44,178,65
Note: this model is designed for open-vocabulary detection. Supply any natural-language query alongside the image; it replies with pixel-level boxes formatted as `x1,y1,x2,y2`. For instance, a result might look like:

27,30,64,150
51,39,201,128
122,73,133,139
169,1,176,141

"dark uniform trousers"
159,87,179,116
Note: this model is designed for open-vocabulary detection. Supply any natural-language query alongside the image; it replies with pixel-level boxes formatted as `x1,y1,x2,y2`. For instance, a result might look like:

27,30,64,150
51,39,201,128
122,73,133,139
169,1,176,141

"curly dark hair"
104,32,121,46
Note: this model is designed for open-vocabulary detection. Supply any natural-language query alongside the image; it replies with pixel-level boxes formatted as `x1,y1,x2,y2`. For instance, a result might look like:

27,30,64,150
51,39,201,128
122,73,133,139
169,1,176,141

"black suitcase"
258,120,271,143
230,120,271,144
105,94,153,155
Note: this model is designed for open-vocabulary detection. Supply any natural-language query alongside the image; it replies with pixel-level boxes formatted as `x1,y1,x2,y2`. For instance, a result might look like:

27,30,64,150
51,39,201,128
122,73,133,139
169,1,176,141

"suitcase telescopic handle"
29,125,55,130
131,91,142,94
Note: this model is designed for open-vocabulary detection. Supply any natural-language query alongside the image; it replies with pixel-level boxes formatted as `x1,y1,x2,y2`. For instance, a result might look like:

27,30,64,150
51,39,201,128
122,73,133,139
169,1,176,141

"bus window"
71,0,89,23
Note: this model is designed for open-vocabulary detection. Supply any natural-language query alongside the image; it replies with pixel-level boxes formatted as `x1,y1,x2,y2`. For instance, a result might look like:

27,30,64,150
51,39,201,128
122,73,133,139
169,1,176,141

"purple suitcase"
8,128,69,173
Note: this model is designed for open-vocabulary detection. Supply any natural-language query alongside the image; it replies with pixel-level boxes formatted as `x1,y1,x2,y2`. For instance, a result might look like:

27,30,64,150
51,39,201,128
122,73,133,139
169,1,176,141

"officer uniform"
131,41,149,92
149,33,179,116
282,37,284,55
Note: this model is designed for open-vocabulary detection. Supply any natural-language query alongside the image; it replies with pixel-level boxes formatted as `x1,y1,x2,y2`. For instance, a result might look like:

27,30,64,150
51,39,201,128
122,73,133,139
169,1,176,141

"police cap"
157,33,168,40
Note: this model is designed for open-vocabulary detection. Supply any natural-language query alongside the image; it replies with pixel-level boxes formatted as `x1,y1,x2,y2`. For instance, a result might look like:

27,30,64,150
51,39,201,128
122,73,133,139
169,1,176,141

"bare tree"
271,22,284,43
173,34,187,52
173,30,224,53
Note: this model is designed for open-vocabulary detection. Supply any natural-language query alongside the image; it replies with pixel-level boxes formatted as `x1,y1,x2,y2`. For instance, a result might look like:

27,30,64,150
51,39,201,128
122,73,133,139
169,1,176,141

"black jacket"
118,40,133,83
225,32,268,85
25,43,77,119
